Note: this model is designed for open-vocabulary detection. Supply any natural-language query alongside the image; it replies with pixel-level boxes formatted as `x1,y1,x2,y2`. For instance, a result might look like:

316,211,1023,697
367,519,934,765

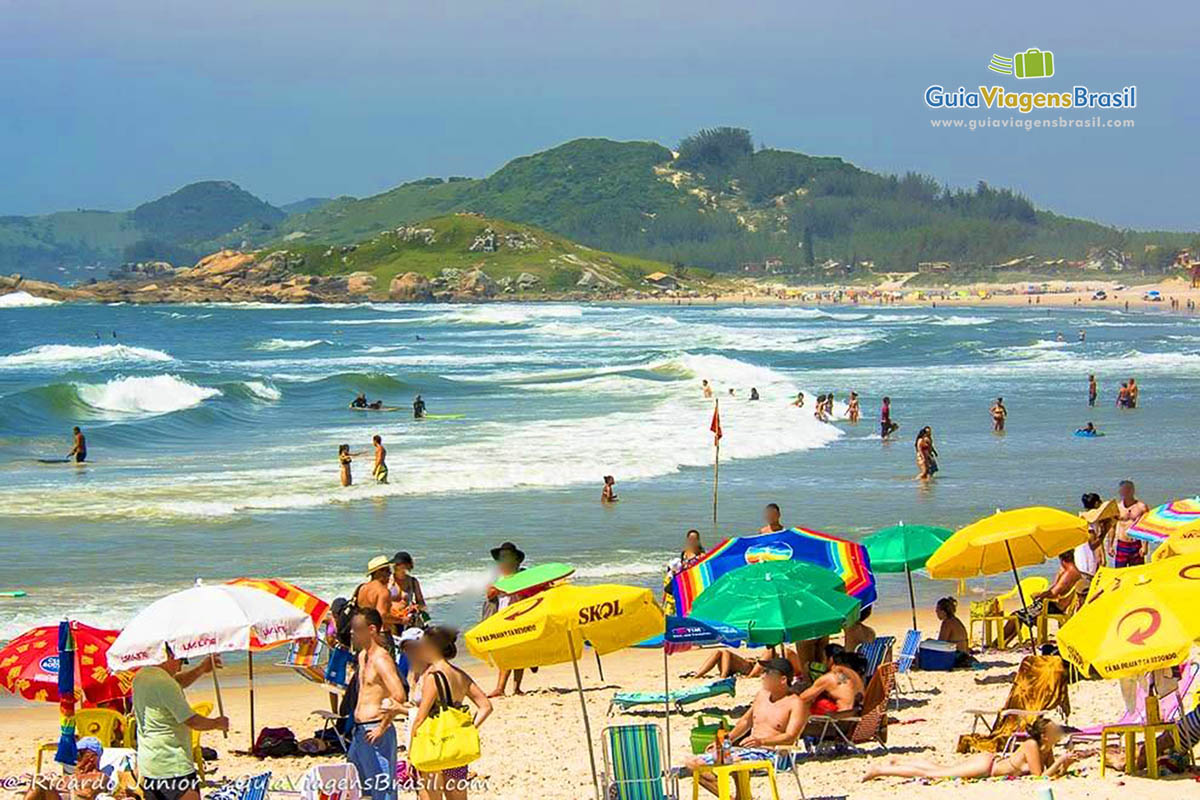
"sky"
0,0,1196,229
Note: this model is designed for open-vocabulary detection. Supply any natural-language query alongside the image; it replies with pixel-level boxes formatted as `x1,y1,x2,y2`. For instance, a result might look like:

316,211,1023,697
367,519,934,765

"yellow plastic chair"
976,578,1050,649
34,708,124,773
191,701,213,781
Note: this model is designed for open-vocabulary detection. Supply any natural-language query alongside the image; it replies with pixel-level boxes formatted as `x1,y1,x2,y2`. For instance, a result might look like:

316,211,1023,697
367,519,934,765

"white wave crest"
242,381,282,401
0,291,61,308
253,338,330,351
75,375,221,416
0,343,173,369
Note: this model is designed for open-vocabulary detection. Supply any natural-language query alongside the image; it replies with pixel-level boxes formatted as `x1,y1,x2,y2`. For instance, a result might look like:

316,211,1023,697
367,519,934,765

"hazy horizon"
1,0,1196,229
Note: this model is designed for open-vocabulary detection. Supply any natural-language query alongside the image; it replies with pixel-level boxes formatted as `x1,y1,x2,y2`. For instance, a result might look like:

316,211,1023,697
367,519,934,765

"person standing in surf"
990,397,1007,432
67,427,87,463
759,503,785,533
702,380,713,398
915,426,938,480
412,394,426,419
372,435,388,484
601,475,619,503
339,444,367,487
1088,374,1098,407
880,397,899,439
846,392,860,423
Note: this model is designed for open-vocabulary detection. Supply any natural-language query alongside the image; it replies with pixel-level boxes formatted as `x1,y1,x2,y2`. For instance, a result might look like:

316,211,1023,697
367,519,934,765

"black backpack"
330,585,364,649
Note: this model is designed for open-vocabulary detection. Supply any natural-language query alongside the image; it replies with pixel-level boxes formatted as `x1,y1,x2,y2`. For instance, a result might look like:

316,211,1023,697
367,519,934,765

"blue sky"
0,0,1195,229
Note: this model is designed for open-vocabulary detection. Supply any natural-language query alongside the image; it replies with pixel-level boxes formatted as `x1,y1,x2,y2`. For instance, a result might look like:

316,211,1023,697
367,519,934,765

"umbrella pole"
1005,542,1036,649
567,630,601,800
594,649,604,682
210,655,228,739
248,652,255,753
712,401,720,540
663,646,672,775
905,563,918,632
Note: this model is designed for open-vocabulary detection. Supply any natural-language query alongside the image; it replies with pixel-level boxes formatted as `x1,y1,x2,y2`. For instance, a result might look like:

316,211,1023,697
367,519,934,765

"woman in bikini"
846,391,860,423
863,718,1075,781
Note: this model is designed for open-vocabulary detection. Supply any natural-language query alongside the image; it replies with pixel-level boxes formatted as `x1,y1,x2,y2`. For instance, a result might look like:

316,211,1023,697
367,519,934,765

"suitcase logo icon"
988,48,1055,79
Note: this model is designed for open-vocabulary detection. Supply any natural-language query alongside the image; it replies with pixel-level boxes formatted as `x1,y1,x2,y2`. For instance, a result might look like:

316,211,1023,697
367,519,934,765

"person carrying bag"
410,670,481,771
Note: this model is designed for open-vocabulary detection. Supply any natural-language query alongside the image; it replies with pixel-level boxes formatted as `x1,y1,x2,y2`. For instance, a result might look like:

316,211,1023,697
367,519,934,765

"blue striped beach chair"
209,772,271,800
857,635,895,680
893,630,921,705
600,724,677,800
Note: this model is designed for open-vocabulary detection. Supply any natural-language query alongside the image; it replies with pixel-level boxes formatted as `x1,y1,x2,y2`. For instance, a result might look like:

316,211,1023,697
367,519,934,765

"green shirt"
132,666,196,778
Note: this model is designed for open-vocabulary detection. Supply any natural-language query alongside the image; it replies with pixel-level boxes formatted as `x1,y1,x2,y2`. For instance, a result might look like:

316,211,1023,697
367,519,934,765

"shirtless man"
843,606,876,652
355,556,404,651
990,397,1007,432
1088,374,1098,407
686,658,805,798
1111,480,1149,567
67,426,87,463
347,608,407,800
800,650,864,717
1127,377,1139,408
759,503,784,533
702,380,713,398
371,435,388,484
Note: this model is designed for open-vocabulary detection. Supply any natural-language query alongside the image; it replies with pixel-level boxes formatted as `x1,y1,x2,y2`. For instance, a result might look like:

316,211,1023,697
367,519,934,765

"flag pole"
711,399,720,539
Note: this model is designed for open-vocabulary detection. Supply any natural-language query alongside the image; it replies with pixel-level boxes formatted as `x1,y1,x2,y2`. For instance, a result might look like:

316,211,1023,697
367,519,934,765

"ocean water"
1,300,1198,639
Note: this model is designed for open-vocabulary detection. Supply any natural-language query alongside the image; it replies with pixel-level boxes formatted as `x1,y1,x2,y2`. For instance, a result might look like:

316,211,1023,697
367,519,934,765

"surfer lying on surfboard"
350,392,385,410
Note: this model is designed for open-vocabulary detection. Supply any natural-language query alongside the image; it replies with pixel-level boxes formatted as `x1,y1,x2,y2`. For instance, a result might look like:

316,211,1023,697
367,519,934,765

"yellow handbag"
410,670,481,771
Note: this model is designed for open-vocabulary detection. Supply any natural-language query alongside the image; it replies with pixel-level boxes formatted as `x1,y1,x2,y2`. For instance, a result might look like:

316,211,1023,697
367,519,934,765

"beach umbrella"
55,621,76,768
107,580,316,740
0,621,129,706
669,527,876,618
1151,535,1200,562
864,523,952,630
465,583,664,800
689,561,860,645
1058,553,1200,679
927,507,1087,641
1128,498,1200,545
227,578,329,751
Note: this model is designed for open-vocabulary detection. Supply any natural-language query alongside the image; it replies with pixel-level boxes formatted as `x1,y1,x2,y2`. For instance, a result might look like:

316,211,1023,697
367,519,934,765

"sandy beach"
0,609,1186,800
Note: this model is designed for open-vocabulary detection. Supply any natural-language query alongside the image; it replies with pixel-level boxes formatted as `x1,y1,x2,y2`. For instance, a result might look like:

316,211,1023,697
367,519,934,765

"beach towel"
957,655,1069,754
608,677,736,713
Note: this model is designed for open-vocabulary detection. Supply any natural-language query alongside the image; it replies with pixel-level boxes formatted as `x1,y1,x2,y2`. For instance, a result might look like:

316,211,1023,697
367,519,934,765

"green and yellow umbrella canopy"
1058,553,1200,678
927,506,1087,579
465,583,664,671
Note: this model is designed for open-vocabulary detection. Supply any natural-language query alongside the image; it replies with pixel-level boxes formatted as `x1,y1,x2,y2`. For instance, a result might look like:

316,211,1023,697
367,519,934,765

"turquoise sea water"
1,297,1197,638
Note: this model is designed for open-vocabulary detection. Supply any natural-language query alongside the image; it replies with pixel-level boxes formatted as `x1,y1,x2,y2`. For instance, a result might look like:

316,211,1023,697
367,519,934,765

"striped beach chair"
600,723,677,800
857,636,895,680
894,629,921,701
209,772,271,800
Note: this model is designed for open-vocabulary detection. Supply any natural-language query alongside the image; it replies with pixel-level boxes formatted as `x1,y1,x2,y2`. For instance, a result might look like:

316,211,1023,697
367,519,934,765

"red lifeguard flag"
710,404,722,446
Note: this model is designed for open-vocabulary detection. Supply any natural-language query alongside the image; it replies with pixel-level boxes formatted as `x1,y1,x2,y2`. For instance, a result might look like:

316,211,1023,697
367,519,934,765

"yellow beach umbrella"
927,507,1088,639
1151,535,1200,562
465,583,664,800
1058,554,1200,678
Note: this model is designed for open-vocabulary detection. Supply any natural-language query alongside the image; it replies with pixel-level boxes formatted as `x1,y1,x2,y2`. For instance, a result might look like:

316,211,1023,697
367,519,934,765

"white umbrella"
107,580,316,739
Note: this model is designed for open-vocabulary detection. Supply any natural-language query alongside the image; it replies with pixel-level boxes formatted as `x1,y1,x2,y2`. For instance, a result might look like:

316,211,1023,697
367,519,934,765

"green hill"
276,129,1196,275
284,213,676,291
0,181,285,281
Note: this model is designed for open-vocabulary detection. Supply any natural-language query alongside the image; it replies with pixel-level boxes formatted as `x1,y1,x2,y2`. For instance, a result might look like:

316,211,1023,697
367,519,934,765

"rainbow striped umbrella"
669,527,875,617
1129,498,1200,544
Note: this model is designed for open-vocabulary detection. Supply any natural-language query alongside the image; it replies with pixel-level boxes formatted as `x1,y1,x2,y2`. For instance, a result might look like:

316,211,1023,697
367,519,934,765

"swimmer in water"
702,380,713,398
372,434,388,484
1077,422,1097,435
991,397,1007,432
749,387,760,401
338,444,364,486
67,426,87,463
792,391,805,408
814,394,827,422
847,391,860,423
601,475,619,503
351,392,369,409
413,394,427,419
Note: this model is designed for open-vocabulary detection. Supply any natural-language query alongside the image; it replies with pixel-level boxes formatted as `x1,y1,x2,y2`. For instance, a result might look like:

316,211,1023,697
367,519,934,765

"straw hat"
366,555,391,576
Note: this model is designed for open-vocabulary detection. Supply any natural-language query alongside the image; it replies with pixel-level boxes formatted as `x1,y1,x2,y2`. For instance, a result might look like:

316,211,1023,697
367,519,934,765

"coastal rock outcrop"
389,272,434,302
457,268,497,298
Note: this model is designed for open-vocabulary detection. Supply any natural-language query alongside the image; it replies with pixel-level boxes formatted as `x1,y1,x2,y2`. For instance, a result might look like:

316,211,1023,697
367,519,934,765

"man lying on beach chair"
684,658,803,798
958,655,1069,754
608,677,736,715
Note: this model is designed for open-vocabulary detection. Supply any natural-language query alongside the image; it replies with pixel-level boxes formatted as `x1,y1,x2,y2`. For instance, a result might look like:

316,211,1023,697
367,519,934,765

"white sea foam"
75,375,221,417
242,381,282,401
0,343,173,369
253,338,330,351
0,291,61,308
